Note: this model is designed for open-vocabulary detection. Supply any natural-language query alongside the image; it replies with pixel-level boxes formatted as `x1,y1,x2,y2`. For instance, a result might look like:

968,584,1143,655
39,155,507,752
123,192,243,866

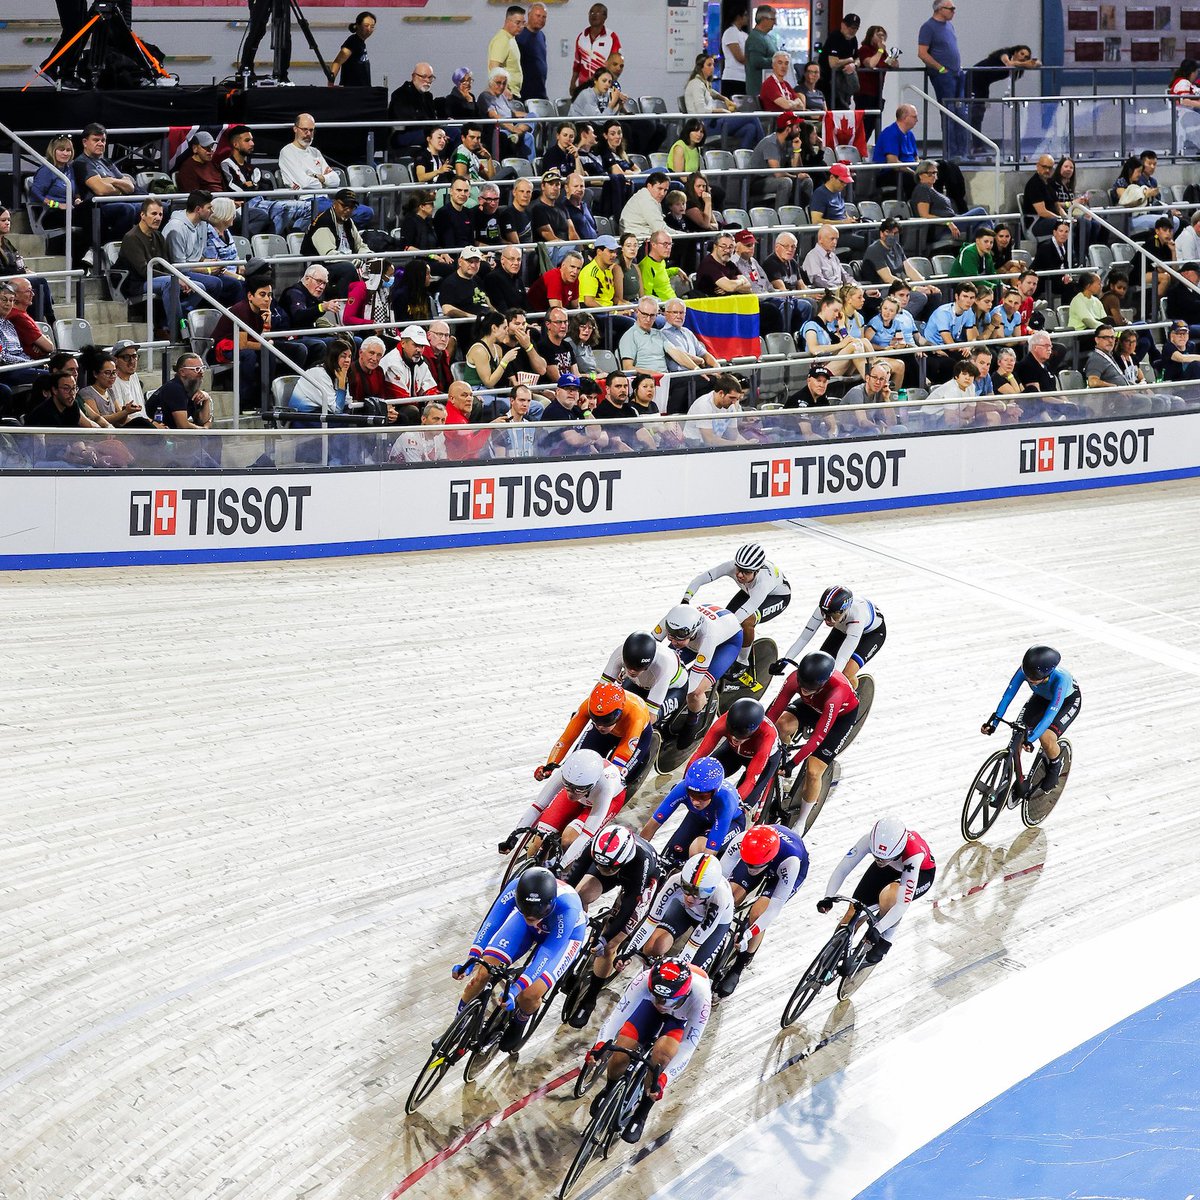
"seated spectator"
443,66,479,123
390,399,448,462
348,336,387,410
638,231,678,303
798,61,827,111
802,225,854,291
491,383,539,457
176,131,222,193
596,120,635,217
527,248,584,312
572,319,603,377
841,361,901,435
3,277,54,361
759,51,806,125
0,283,47,391
1176,209,1200,262
0,210,52,322
990,287,1025,339
809,163,866,253
439,247,497,318
290,336,354,419
1050,155,1101,253
841,282,902,388
473,183,506,249
749,119,811,211
1100,270,1130,324
567,67,631,121
683,52,764,149
800,290,871,378
540,372,601,455
1165,262,1200,334
668,119,708,177
1015,330,1061,398
279,264,343,363
499,177,535,244
213,277,306,411
116,199,173,320
911,159,990,248
483,244,529,310
203,197,246,288
219,124,305,237
79,350,149,427
479,69,535,160
969,284,1002,341
530,169,579,264
784,361,836,421
685,373,749,446
619,172,671,240
732,229,785,333
1114,328,1149,384
661,297,721,377
574,122,606,176
762,231,814,331
696,231,753,298
298,188,368,294
1113,155,1160,237
543,122,583,178
1068,272,1107,349
990,345,1023,395
680,173,722,257
1141,216,1177,297
949,226,997,288
388,63,439,151
25,369,100,433
442,378,497,461
73,123,138,244
536,308,581,380
871,104,919,194
501,309,548,390
30,135,83,236
345,259,396,327
594,370,653,452
922,282,978,384
614,232,643,307
1031,220,1077,305
148,353,214,431
620,298,693,372
927,360,982,428
463,311,517,390
110,340,147,412
279,114,374,227
1085,325,1128,389
859,218,938,319
380,324,439,412
413,127,455,187
1158,319,1200,381
578,233,620,314
433,178,476,251
422,320,456,392
562,173,599,242
164,190,243,310
1021,154,1065,238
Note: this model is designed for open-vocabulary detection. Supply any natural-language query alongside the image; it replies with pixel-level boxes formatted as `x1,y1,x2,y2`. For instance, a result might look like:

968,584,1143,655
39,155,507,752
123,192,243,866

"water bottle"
153,403,164,425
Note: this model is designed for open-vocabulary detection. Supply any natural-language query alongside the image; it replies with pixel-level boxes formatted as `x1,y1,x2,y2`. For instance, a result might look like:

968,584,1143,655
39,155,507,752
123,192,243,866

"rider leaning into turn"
773,585,885,688
687,698,782,821
599,631,688,726
639,755,745,862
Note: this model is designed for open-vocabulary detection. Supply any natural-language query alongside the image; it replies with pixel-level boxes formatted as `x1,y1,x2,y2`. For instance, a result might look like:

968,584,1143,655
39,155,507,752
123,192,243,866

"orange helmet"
588,681,625,725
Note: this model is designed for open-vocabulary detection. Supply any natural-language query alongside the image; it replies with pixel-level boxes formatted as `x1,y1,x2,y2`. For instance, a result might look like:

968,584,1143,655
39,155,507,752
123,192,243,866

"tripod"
32,0,168,89
276,0,333,84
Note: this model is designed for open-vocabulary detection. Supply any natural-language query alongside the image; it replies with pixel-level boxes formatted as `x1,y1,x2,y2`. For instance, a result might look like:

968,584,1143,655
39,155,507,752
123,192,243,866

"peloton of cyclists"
454,865,586,1052
681,543,792,689
687,698,783,822
599,631,688,726
772,585,886,687
767,651,860,828
562,823,661,1028
817,817,935,965
716,824,810,997
638,756,745,863
983,644,1080,797
586,957,712,1144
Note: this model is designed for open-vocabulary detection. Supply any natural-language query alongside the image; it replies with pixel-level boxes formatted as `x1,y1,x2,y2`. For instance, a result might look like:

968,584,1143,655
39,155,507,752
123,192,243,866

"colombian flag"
683,295,761,361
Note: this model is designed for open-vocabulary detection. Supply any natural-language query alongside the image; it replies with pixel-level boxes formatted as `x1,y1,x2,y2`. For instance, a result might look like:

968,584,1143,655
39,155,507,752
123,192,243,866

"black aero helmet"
514,866,557,920
819,585,853,618
726,697,765,740
622,631,657,672
796,651,836,692
1022,645,1061,682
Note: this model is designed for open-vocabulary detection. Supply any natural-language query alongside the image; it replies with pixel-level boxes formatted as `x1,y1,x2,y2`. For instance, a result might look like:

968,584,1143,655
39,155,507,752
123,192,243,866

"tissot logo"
449,470,621,522
129,486,311,537
750,449,905,498
1018,428,1154,475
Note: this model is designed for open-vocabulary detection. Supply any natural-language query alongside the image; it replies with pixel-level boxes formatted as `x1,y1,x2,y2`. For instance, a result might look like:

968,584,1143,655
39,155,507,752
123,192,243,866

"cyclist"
766,651,859,829
454,865,586,1052
688,698,782,822
586,958,712,1144
534,679,653,789
771,585,886,687
623,851,734,974
682,543,792,688
599,631,688,726
716,824,809,996
983,644,1080,796
817,816,935,965
499,748,626,868
653,602,745,748
638,756,745,864
562,823,661,1028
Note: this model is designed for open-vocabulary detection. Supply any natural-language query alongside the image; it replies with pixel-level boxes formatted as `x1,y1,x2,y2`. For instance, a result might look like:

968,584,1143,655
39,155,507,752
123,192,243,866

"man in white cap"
380,325,439,419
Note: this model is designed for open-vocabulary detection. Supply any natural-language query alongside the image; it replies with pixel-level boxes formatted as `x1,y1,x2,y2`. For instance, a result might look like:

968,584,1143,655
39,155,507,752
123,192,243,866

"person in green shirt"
744,6,779,94
949,225,997,290
1067,272,1107,339
638,230,679,302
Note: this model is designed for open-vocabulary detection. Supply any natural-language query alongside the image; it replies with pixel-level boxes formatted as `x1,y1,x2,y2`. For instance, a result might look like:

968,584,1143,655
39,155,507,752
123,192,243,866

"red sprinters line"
931,862,1044,910
389,1067,580,1198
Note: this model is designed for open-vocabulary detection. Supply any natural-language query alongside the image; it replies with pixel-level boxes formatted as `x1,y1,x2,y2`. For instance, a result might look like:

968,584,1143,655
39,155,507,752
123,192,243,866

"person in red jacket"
688,698,782,822
767,651,859,827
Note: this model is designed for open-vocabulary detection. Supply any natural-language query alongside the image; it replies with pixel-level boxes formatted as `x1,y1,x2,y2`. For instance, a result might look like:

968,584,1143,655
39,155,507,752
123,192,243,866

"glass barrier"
6,380,1197,473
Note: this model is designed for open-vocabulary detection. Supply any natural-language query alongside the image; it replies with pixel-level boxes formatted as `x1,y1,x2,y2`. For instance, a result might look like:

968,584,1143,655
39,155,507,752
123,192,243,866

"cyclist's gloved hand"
737,926,755,952
768,659,789,676
498,828,525,854
502,990,519,1013
981,715,999,735
586,1040,608,1064
816,897,834,914
1023,740,1035,753
594,936,609,959
649,1072,668,1102
533,762,558,781
451,958,476,980
679,594,692,605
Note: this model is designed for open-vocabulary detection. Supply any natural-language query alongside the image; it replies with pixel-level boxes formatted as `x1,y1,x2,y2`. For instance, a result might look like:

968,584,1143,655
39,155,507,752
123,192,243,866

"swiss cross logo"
1037,437,1055,472
153,490,178,536
129,490,179,537
472,478,494,520
1019,437,1056,474
750,459,792,499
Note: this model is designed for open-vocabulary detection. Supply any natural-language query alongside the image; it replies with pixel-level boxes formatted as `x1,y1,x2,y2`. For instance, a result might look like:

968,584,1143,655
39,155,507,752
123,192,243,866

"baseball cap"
842,11,862,26
111,339,139,355
191,131,216,148
400,324,429,346
556,372,581,388
1171,319,1191,333
1180,261,1200,273
541,168,563,183
808,365,833,379
459,246,484,261
734,230,757,246
829,162,854,184
593,234,619,250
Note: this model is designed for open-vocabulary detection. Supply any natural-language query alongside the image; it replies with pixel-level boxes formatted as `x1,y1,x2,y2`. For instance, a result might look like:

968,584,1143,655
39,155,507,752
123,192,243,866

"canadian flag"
824,109,868,159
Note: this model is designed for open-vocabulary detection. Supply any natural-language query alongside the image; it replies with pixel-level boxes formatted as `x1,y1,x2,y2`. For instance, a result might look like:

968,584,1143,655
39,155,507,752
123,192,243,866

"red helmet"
649,958,693,1008
588,681,625,725
739,826,781,868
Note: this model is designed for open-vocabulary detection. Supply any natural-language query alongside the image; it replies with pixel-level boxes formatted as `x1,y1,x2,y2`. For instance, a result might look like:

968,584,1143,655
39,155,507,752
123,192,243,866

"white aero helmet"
664,603,703,640
561,748,606,792
870,816,909,861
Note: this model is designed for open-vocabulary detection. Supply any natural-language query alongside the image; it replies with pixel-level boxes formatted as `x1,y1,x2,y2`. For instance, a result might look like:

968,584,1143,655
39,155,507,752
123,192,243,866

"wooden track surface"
2,482,1198,1200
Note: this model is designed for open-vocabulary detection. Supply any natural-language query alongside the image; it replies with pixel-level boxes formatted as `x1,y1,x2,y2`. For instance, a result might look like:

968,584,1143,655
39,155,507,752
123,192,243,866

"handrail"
1,117,72,305
905,84,1001,214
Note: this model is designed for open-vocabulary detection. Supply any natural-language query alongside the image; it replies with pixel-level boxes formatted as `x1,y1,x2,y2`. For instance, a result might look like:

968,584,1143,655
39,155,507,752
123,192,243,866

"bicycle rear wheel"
838,673,875,754
781,928,848,1028
463,1003,508,1082
1022,741,1071,828
623,730,660,802
405,1000,480,1115
961,749,1011,842
802,762,839,835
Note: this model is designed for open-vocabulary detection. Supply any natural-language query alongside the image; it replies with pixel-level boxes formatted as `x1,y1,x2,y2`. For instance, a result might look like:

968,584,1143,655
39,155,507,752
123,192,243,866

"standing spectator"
720,9,750,97
619,172,671,240
1021,154,1064,238
329,11,375,87
967,45,1038,149
220,125,306,236
279,115,374,226
744,6,779,96
684,54,763,150
695,231,753,298
1169,59,1200,154
917,0,965,160
488,5,526,97
819,11,860,110
528,249,584,312
517,3,548,100
175,132,222,193
388,64,438,151
73,123,138,243
750,119,811,210
857,26,898,139
759,51,806,127
871,105,920,195
480,70,536,160
572,4,621,91
163,191,243,309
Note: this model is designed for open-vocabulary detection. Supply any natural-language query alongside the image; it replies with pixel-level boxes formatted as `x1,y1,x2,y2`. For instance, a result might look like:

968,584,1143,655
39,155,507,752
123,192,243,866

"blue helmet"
684,756,724,793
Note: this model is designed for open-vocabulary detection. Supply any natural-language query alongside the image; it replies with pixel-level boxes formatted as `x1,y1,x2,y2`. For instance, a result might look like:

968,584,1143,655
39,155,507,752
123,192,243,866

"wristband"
938,66,947,74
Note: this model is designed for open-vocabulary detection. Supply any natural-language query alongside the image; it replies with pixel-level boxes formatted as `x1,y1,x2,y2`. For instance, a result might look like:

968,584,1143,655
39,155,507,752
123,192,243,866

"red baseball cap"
830,162,854,184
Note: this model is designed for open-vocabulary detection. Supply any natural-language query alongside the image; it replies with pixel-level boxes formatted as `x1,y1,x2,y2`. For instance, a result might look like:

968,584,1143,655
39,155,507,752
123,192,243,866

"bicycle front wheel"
405,1001,480,1115
961,749,1012,842
559,1096,619,1200
781,928,848,1028
501,827,540,888
1022,741,1071,828
573,1045,612,1098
